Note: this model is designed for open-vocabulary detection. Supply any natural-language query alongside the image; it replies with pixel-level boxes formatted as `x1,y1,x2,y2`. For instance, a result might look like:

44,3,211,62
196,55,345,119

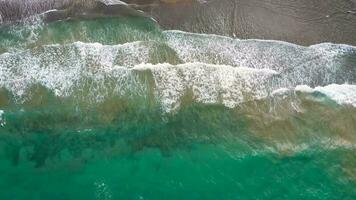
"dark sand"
135,0,356,45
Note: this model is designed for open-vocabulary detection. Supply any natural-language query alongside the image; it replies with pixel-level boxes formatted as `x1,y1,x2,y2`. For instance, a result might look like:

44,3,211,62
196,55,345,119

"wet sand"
138,0,356,45
1,0,356,45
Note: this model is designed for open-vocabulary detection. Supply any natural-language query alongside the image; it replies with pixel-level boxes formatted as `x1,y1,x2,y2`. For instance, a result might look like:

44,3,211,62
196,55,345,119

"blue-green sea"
0,14,356,200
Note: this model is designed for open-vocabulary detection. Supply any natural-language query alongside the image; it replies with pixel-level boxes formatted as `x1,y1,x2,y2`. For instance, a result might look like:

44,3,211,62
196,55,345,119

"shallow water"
0,4,356,200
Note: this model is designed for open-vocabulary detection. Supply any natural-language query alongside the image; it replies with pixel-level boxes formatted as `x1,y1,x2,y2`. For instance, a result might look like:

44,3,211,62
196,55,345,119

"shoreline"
1,0,356,45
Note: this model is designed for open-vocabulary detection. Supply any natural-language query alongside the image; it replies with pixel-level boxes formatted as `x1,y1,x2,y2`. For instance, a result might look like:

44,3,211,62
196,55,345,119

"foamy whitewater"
0,30,355,112
0,110,5,127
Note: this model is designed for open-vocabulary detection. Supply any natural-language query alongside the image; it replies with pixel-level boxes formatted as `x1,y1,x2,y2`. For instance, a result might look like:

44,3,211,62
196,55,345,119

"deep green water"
1,15,356,200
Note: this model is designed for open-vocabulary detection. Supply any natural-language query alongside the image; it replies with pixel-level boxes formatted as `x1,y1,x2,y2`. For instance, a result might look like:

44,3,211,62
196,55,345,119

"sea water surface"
0,2,356,200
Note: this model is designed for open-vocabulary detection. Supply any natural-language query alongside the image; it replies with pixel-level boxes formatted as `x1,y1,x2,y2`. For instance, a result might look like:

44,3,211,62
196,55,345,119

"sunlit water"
0,14,356,199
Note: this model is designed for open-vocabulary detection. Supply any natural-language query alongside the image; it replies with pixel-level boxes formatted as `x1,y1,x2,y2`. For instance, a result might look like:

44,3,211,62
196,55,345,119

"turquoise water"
0,15,356,199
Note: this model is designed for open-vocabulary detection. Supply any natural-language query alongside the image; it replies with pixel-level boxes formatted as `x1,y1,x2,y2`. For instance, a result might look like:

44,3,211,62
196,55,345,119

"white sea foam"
0,41,152,100
295,84,356,107
0,30,355,112
134,62,278,112
0,110,5,127
98,0,128,6
295,85,315,93
271,88,290,96
164,30,356,87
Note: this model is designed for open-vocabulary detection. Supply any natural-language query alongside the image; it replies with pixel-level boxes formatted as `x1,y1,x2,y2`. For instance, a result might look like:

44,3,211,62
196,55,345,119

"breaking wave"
0,27,355,112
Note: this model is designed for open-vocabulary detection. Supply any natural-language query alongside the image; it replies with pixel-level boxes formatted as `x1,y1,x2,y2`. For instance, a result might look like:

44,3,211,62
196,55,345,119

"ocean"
0,1,356,199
